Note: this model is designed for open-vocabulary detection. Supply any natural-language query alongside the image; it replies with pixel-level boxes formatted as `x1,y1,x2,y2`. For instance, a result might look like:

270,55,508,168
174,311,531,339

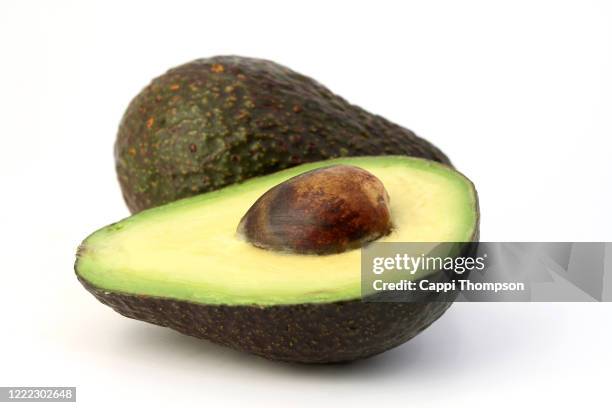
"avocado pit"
237,165,393,254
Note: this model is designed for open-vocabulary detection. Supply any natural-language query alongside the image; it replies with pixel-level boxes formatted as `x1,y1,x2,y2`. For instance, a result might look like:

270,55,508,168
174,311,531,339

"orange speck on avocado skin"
211,63,225,73
128,147,137,157
146,117,155,129
169,84,180,91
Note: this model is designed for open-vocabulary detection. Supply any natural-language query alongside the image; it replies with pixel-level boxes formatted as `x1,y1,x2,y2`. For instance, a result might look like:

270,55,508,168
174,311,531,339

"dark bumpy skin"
116,56,451,213
237,165,392,254
79,277,451,363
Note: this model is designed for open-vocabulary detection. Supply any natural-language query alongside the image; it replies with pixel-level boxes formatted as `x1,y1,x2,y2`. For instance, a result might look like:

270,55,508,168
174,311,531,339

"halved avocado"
76,156,479,363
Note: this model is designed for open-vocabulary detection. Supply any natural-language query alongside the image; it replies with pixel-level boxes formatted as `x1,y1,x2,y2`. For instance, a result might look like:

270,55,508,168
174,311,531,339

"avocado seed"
237,165,392,254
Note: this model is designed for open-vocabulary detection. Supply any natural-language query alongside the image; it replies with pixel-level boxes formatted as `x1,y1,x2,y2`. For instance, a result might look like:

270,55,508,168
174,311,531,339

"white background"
1,1,611,406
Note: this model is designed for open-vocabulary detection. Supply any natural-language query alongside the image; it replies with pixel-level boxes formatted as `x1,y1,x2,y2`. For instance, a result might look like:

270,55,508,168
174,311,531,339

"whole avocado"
116,56,451,212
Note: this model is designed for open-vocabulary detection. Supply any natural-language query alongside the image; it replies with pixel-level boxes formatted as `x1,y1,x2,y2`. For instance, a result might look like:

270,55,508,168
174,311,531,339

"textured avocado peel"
79,277,452,363
77,156,479,364
116,56,451,213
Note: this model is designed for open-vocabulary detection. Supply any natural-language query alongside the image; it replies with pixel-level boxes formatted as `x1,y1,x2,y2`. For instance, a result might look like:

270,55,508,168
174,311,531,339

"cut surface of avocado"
76,156,478,306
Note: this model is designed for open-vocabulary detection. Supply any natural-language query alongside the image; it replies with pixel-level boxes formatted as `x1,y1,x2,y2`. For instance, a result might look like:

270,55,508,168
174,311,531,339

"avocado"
77,156,479,363
116,56,451,213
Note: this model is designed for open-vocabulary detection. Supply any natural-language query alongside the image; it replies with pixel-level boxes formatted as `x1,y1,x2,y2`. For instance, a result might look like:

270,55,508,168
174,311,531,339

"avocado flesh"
116,56,451,213
77,156,478,307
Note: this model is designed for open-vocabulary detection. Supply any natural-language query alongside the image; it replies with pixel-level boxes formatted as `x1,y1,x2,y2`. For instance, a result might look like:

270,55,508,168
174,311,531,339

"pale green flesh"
76,156,478,306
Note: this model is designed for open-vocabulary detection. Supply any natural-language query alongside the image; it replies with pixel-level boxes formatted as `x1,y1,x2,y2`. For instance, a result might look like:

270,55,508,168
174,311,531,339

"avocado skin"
79,277,451,363
116,56,451,213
